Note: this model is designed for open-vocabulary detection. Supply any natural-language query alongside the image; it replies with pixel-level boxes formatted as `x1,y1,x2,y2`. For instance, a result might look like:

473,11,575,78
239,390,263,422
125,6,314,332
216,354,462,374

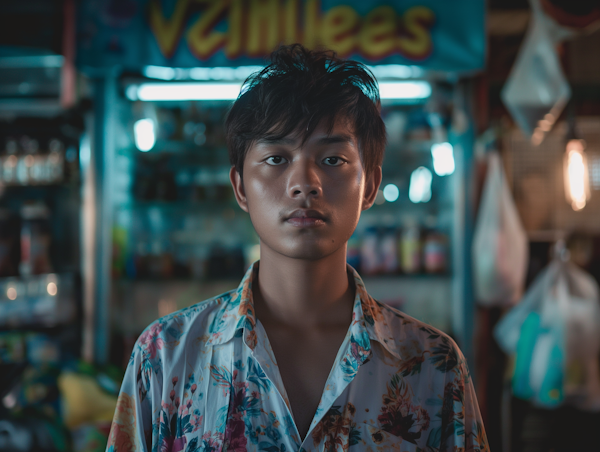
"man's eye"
323,157,344,166
266,156,287,165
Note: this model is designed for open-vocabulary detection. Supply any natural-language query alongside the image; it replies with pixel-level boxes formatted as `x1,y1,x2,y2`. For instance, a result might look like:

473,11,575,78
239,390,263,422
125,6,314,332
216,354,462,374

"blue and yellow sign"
77,0,485,72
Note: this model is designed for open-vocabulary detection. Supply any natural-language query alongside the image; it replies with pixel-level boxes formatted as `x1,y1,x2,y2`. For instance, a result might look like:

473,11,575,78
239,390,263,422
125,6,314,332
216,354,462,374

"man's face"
230,119,381,261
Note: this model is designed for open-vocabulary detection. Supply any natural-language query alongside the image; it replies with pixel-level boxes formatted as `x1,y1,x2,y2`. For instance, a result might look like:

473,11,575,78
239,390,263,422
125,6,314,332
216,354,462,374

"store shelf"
121,200,453,213
151,140,227,154
362,272,451,281
117,199,239,209
386,140,435,154
123,141,229,162
0,273,77,329
368,199,453,211
0,99,64,118
0,182,77,190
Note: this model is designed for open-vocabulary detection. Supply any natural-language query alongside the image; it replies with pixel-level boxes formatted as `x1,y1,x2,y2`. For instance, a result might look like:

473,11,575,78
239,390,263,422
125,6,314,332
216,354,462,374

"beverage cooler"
0,114,84,445
0,123,81,329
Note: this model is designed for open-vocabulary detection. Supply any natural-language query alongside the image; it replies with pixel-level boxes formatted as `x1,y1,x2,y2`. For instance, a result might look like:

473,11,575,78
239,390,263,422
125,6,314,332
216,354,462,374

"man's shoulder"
159,288,236,324
131,288,239,363
367,298,462,365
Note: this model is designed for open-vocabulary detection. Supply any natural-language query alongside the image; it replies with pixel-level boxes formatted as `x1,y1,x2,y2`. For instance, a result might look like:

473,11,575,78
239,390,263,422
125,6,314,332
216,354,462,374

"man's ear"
361,166,382,211
230,166,249,213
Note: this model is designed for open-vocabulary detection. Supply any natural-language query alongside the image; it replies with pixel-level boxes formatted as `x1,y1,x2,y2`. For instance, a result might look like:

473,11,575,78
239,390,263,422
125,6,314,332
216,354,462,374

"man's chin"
286,249,334,261
264,242,342,261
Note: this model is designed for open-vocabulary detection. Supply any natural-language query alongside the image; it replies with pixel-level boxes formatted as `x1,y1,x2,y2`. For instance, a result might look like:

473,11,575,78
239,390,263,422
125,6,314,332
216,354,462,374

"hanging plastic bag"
495,251,600,409
472,151,528,307
508,261,568,408
501,0,574,144
562,263,600,410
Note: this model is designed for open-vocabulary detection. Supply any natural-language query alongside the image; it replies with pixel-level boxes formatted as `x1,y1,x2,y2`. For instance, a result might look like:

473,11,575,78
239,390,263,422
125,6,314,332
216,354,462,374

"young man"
107,45,488,452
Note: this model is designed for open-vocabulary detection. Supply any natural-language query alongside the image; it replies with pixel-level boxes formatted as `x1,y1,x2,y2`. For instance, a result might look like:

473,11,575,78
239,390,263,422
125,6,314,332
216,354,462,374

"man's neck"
253,244,354,329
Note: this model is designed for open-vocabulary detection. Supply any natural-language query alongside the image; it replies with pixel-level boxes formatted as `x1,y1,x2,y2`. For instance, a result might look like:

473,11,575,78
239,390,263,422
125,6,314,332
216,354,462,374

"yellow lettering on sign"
147,0,436,64
398,6,435,59
283,0,300,44
247,0,280,55
358,6,397,59
186,0,228,59
149,0,192,58
226,0,243,57
303,0,321,49
321,5,359,56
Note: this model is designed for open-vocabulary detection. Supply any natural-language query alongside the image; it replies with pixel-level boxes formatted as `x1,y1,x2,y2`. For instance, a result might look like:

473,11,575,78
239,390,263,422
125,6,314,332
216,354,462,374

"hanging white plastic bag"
472,151,528,307
501,0,574,144
495,255,600,409
562,263,600,410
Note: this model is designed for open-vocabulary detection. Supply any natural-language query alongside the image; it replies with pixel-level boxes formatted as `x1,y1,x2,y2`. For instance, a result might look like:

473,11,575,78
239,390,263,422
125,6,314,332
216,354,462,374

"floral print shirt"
107,262,488,452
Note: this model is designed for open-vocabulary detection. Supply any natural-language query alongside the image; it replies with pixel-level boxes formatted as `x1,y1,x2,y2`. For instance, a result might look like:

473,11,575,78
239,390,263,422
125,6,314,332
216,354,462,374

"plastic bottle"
360,227,380,276
423,232,448,274
400,221,421,274
380,227,399,274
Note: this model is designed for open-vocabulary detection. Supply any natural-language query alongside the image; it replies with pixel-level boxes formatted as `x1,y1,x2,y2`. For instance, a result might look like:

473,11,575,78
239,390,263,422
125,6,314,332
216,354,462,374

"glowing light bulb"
383,184,400,202
431,142,455,176
409,167,432,203
6,287,16,300
564,139,591,211
134,118,156,152
47,282,57,296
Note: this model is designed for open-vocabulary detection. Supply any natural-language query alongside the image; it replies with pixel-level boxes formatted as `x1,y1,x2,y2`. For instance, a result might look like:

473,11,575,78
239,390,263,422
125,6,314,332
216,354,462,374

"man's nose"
287,159,323,199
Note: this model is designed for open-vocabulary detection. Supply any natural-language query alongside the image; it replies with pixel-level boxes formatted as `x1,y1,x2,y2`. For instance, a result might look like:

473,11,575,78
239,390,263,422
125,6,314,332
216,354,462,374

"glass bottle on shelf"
0,209,18,277
19,202,52,277
47,138,65,183
16,136,36,185
2,138,18,184
30,139,46,183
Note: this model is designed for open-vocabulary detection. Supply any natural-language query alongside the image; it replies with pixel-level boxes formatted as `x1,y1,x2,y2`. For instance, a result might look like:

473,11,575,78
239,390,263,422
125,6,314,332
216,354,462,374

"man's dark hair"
225,44,386,178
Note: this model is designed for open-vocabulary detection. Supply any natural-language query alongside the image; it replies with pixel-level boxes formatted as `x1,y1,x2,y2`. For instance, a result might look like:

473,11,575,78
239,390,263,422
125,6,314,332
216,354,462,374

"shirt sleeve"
440,345,489,452
106,338,157,452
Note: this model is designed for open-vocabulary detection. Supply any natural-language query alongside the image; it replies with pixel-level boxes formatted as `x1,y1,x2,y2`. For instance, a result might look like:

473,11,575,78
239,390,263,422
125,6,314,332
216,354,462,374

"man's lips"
286,209,326,220
285,209,327,227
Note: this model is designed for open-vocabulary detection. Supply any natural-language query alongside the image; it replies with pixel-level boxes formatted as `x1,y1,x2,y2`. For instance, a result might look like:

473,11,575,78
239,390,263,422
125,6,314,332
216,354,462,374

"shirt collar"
205,261,258,348
205,261,403,360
